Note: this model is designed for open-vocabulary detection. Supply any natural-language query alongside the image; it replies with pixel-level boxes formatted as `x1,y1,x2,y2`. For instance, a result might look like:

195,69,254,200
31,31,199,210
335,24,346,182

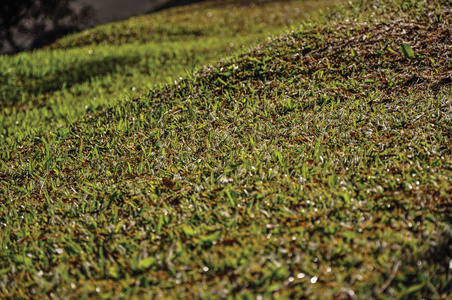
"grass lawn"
0,0,342,143
1,0,451,298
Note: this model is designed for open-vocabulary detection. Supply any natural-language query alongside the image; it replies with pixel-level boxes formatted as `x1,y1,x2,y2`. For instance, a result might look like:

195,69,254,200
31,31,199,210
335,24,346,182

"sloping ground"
0,0,451,298
46,0,335,50
0,0,341,143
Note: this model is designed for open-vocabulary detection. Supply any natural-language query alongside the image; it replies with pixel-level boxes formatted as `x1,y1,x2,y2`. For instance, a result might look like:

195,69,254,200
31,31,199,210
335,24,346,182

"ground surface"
0,0,451,298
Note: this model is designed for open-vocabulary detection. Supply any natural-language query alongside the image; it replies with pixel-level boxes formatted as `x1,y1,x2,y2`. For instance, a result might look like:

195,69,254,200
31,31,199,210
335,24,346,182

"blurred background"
0,0,208,54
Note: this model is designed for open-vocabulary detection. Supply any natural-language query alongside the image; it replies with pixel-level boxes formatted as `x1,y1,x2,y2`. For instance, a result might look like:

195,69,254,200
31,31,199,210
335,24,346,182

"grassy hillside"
1,0,452,298
0,0,341,144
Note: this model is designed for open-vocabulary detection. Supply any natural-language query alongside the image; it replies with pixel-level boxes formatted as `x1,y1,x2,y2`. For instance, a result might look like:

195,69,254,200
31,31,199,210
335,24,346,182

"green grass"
1,0,452,298
0,0,341,143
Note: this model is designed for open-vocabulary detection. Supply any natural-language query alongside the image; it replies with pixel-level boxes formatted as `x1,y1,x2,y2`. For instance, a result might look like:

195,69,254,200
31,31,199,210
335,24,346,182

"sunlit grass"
0,0,451,298
0,0,343,143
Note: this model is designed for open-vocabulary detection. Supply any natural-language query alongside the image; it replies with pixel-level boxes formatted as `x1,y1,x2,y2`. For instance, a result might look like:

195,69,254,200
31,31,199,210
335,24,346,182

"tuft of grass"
1,0,452,298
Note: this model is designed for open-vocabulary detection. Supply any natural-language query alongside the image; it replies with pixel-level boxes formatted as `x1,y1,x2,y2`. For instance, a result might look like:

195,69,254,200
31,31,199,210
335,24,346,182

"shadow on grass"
0,55,140,107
